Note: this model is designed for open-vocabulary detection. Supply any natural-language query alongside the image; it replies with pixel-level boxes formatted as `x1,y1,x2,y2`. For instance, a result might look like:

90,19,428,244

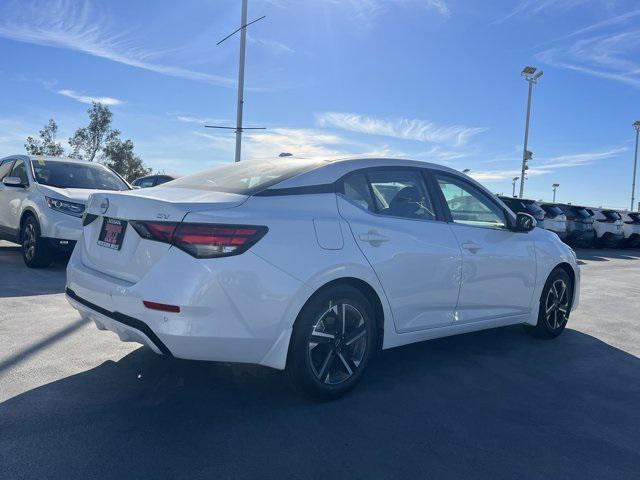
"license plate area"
97,217,127,250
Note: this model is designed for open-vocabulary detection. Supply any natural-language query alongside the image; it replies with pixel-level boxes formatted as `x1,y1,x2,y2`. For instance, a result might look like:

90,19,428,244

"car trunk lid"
81,187,248,282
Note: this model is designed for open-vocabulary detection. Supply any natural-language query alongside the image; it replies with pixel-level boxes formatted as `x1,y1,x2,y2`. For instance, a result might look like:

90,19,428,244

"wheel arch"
300,277,385,352
19,207,38,231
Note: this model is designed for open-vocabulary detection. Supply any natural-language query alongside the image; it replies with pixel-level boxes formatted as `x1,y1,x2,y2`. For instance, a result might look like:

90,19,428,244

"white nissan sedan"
66,158,580,398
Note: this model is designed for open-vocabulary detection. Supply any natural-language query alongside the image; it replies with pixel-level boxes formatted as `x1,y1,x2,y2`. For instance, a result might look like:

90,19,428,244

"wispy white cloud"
0,0,235,88
247,34,295,56
537,29,640,88
494,0,595,24
472,147,627,182
520,3,640,88
175,115,231,126
316,111,486,147
57,89,123,106
344,0,450,18
194,126,408,161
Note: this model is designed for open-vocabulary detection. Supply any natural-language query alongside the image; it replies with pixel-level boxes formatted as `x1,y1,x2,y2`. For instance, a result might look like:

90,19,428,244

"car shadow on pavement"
0,242,66,297
576,248,640,262
1,326,638,480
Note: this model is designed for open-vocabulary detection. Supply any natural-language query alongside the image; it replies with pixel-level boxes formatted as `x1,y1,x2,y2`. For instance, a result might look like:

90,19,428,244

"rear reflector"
143,301,180,313
129,221,268,258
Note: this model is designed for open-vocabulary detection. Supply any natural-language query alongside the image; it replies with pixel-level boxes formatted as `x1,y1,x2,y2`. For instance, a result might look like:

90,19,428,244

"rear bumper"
45,237,77,253
66,288,171,355
566,229,594,244
65,243,306,369
598,232,624,247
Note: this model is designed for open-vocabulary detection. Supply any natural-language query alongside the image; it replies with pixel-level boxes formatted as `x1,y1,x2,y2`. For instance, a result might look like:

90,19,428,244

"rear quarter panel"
182,193,396,345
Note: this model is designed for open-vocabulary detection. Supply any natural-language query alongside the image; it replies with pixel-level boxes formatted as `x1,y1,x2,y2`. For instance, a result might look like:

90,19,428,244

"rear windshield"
603,210,621,221
522,201,545,217
629,213,640,223
163,159,324,195
573,207,592,219
32,160,129,191
541,205,563,217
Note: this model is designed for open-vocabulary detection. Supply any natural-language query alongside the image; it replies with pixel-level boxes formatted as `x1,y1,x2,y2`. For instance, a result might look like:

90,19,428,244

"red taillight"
130,221,178,242
130,221,267,258
143,301,180,313
173,224,267,258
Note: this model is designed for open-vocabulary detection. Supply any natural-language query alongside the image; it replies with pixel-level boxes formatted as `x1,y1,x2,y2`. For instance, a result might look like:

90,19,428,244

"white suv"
0,155,130,267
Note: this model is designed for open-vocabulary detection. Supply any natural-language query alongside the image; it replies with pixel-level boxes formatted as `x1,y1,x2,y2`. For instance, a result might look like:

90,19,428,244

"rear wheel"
286,285,377,399
524,268,572,339
21,215,53,268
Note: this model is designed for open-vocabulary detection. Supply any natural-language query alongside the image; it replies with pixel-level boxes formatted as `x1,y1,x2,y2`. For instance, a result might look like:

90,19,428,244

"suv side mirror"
2,176,25,188
514,212,536,232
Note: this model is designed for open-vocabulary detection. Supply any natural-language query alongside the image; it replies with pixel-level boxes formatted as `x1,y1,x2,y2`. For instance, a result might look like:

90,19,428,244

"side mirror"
514,212,536,232
2,176,25,188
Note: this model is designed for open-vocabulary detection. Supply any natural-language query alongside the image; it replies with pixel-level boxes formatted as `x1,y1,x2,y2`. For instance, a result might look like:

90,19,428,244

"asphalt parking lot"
1,240,639,480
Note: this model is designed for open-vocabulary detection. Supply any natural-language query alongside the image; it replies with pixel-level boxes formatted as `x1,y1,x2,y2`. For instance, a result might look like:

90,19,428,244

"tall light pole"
512,176,519,197
632,121,640,211
519,66,543,198
206,0,266,162
552,183,559,203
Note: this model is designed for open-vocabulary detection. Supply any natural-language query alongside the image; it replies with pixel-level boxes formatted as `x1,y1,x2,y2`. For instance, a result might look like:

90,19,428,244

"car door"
432,172,536,324
337,168,462,333
1,159,30,235
0,158,17,236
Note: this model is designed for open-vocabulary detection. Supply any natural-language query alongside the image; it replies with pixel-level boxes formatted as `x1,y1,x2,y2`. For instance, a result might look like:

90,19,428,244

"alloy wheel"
23,223,37,262
544,279,569,330
308,302,368,385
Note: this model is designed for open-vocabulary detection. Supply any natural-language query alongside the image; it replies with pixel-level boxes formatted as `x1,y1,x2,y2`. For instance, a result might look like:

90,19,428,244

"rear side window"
367,170,435,220
138,177,156,188
342,173,375,212
541,205,563,218
0,159,15,180
341,169,436,221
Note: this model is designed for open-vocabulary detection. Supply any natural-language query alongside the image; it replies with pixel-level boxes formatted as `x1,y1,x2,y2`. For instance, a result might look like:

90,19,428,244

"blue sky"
0,0,639,207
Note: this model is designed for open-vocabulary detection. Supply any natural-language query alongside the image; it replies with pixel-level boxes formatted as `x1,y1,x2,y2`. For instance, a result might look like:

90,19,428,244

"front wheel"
524,268,572,339
21,216,53,268
286,285,377,399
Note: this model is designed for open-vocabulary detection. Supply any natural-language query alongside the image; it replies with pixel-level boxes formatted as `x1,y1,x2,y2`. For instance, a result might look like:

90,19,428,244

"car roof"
0,154,97,165
272,157,468,187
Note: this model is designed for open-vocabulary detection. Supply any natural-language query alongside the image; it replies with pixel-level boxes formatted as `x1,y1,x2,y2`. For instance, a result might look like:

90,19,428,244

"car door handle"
462,241,481,253
358,231,389,247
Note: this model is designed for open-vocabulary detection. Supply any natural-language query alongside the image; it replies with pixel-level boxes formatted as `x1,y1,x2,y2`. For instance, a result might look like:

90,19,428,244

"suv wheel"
21,215,53,268
524,268,572,339
287,285,377,399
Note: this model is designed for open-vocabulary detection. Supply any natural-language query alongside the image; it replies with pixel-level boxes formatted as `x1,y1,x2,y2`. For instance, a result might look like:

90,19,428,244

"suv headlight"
46,197,86,217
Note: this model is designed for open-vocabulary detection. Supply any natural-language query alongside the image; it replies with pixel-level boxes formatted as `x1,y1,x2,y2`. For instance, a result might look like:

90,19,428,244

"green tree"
25,119,64,156
68,102,119,161
102,138,150,181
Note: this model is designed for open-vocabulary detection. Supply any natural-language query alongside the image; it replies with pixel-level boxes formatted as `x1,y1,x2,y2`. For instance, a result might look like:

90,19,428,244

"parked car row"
498,196,640,248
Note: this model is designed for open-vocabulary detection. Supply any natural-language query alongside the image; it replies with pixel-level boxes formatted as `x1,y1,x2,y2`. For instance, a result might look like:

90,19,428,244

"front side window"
11,160,29,185
0,159,15,180
31,160,129,191
435,174,506,229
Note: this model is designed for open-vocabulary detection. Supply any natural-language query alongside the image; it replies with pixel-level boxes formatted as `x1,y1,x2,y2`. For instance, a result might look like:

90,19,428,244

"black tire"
21,215,53,268
524,268,572,339
286,285,377,400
